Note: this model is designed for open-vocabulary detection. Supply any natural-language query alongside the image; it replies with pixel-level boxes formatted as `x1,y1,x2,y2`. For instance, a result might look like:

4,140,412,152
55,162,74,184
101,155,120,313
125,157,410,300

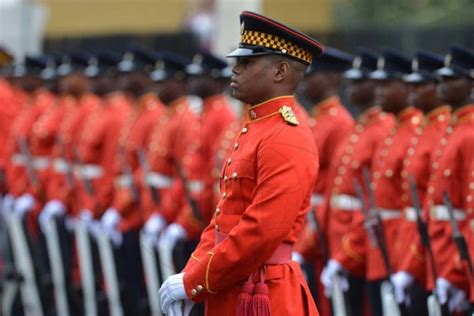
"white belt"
404,207,418,222
187,180,204,193
11,153,27,165
311,194,324,207
32,156,49,170
75,164,104,180
330,194,362,211
114,174,134,188
376,208,402,220
145,172,172,189
429,205,465,221
53,158,72,173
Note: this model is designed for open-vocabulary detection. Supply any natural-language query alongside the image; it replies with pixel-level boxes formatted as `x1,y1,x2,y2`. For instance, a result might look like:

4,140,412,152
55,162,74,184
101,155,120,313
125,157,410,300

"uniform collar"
425,105,451,125
397,106,423,126
358,106,385,125
453,103,474,127
248,95,295,121
313,96,342,117
167,96,188,114
137,92,160,112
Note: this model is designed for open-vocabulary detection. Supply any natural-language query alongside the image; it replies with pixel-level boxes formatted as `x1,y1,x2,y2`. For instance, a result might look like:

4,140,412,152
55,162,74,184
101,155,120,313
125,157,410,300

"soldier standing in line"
159,10,324,316
294,47,355,316
388,50,448,315
423,45,474,314
323,50,422,316
319,48,394,316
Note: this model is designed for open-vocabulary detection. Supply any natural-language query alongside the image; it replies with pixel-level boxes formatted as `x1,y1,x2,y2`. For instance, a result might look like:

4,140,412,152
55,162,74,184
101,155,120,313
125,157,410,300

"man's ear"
273,60,290,83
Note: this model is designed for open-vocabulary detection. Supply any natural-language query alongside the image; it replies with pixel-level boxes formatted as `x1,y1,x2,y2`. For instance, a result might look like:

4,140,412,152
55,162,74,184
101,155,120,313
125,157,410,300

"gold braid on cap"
241,30,313,64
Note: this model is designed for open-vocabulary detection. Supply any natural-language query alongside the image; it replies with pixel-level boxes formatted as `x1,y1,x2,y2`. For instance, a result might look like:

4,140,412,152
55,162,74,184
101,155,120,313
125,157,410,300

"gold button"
428,186,434,194
224,175,228,181
215,224,219,231
447,127,453,134
444,169,452,177
232,172,238,179
467,195,473,202
401,171,408,178
338,166,346,174
242,127,248,134
342,155,350,164
227,158,232,165
222,192,227,198
196,285,204,292
356,125,363,132
191,289,198,296
402,194,408,201
351,161,360,169
440,138,447,145
436,150,442,157
329,108,337,116
381,149,388,157
415,127,422,135
411,138,418,145
350,134,359,143
402,182,408,189
346,147,353,154
432,162,439,169
374,171,381,179
407,148,415,156
385,169,393,178
215,207,221,215
334,176,342,185
384,138,392,145
234,143,239,149
469,182,474,190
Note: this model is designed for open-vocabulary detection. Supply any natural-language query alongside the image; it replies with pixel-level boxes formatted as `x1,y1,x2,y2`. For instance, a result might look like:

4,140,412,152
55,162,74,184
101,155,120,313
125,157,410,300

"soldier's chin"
231,88,245,102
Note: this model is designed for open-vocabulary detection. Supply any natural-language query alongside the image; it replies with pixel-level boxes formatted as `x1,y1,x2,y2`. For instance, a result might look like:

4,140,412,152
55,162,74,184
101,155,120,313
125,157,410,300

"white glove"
292,251,305,264
143,213,167,238
321,259,349,297
160,223,187,249
39,200,66,232
101,207,121,230
435,278,469,313
390,271,414,304
79,209,93,223
1,193,15,215
166,299,194,316
14,193,36,217
159,273,188,314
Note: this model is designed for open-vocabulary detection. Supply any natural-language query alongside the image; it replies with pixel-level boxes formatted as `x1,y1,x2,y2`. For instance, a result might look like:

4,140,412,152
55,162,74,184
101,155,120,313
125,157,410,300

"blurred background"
0,0,473,61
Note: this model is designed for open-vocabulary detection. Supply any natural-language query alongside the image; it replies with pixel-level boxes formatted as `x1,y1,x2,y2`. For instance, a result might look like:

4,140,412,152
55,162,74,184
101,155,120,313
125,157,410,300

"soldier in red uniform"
159,52,237,270
388,50,448,315
159,11,324,316
140,52,197,241
423,45,473,314
318,49,394,316
295,47,354,316
323,50,421,315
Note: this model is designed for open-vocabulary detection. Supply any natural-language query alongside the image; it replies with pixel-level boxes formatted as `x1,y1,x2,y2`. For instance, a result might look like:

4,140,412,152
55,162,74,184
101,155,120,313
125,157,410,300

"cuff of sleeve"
183,251,217,302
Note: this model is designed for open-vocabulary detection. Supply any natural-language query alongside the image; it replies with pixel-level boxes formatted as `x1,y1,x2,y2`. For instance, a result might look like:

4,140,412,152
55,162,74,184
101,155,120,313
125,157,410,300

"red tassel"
251,282,271,316
236,281,255,316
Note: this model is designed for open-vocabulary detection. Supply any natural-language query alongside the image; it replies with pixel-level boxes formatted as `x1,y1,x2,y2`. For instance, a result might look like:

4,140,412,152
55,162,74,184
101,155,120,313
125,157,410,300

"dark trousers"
116,229,147,315
367,279,383,316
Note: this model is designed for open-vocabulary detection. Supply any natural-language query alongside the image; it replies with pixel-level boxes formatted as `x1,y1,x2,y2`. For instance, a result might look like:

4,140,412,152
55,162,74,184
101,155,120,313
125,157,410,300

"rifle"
307,209,330,265
72,146,95,196
442,191,474,280
360,167,407,316
136,149,160,205
56,136,75,188
172,159,203,226
118,145,139,204
17,137,39,187
408,176,449,316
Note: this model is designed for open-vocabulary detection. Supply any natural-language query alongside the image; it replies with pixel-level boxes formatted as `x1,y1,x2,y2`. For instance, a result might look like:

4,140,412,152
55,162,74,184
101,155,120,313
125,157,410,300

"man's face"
347,79,375,107
437,76,471,106
230,56,276,104
375,79,409,113
408,81,440,112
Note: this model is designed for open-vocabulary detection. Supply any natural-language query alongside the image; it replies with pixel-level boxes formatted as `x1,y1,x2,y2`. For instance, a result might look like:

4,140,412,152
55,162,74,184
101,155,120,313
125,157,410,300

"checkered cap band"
241,30,313,64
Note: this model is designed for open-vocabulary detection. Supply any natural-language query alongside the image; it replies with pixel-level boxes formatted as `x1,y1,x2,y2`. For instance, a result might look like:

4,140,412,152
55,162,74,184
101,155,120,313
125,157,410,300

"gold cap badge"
279,106,299,126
